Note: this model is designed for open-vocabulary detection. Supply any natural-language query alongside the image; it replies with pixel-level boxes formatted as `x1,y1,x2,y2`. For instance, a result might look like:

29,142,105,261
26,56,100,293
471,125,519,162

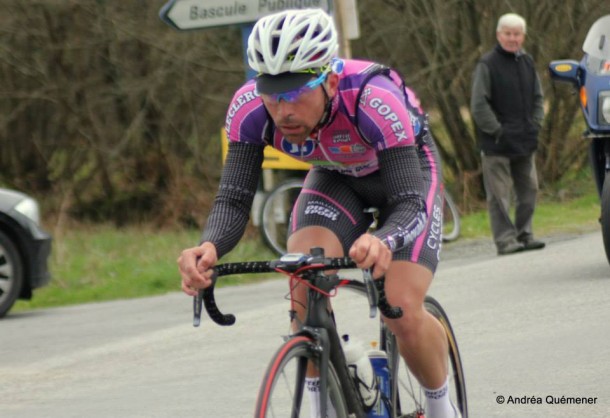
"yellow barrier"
221,128,311,171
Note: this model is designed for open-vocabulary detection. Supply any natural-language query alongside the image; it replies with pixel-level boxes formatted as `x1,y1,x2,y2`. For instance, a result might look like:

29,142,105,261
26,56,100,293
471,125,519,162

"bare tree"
0,0,245,226
357,0,610,206
1,0,610,225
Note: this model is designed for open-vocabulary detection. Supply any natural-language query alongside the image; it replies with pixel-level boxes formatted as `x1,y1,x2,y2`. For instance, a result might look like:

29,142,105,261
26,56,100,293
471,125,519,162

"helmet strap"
314,84,333,131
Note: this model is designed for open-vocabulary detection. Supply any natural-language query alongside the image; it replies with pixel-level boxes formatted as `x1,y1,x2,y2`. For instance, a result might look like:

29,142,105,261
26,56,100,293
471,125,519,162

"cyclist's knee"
382,261,433,339
384,303,428,341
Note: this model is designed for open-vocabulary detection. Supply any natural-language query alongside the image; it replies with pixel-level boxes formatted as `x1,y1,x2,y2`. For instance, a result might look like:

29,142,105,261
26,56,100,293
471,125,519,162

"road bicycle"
193,248,468,417
259,178,461,255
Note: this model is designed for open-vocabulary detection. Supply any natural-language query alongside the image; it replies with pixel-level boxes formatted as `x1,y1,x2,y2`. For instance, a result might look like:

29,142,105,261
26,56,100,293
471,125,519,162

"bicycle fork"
294,326,333,418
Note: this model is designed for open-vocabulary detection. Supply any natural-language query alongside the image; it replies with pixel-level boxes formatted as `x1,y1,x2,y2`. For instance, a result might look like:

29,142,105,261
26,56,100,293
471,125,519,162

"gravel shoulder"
440,225,600,265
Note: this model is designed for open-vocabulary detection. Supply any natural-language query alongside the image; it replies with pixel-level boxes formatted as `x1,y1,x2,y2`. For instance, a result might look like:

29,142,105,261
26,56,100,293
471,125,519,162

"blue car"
0,188,52,317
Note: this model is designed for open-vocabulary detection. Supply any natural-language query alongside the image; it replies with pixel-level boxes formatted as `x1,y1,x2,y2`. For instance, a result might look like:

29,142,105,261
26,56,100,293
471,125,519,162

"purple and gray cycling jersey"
225,59,429,176
204,59,442,269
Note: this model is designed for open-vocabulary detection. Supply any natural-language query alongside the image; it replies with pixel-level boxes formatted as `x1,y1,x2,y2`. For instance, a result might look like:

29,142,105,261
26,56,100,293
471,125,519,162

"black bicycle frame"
295,272,365,417
193,249,404,418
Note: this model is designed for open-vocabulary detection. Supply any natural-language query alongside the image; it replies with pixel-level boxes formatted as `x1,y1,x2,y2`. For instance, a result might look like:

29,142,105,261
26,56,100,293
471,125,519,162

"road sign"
160,0,332,31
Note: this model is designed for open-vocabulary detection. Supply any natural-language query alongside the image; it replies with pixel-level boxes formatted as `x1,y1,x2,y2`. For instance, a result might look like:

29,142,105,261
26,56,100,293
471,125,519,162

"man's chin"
281,130,310,144
284,136,309,144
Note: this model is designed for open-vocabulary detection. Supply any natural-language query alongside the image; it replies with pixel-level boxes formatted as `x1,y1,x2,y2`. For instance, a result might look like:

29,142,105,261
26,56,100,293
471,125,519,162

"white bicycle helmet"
247,8,338,77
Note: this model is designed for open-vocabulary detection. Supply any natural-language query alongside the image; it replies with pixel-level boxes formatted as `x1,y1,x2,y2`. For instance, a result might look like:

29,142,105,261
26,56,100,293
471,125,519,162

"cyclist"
178,8,458,418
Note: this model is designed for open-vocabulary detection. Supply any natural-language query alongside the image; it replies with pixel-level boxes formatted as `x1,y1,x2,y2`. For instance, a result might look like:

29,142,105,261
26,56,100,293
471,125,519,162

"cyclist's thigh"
384,260,433,308
288,167,372,255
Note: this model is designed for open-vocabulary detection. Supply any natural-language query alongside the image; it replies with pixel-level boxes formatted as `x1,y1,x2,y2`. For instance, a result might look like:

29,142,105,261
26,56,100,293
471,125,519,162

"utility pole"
333,0,353,59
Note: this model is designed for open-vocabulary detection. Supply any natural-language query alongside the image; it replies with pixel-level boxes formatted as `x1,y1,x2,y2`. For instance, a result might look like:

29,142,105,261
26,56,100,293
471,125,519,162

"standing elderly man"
471,12,546,256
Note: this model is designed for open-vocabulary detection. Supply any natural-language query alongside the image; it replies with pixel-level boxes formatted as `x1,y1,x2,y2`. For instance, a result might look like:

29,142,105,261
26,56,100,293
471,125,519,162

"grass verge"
13,180,602,312
13,226,278,312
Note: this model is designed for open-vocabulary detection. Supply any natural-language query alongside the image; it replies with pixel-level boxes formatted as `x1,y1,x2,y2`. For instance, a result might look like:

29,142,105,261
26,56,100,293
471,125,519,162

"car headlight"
600,91,610,125
14,197,41,225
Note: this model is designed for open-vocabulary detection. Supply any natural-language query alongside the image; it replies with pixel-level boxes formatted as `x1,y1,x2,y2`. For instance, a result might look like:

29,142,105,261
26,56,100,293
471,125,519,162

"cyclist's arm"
373,146,427,251
353,75,428,252
348,145,427,277
201,80,268,258
200,141,265,258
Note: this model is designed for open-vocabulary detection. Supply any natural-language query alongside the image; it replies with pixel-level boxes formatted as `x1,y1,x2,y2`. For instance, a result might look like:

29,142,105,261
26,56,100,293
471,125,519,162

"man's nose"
276,101,295,119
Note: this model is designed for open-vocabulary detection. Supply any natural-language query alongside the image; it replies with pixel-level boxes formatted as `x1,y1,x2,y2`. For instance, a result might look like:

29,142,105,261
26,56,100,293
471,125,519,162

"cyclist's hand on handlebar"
348,233,392,279
178,242,218,296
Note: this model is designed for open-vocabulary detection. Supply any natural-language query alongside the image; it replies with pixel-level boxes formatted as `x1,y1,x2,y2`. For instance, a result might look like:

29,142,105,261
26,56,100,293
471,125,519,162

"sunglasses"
266,72,328,103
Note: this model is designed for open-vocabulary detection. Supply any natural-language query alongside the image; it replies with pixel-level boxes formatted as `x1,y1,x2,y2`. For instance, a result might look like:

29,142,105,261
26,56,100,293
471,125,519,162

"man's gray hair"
497,13,527,34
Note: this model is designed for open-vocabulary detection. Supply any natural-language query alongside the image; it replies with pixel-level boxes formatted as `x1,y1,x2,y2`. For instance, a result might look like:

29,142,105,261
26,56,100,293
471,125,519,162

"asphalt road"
1,231,610,418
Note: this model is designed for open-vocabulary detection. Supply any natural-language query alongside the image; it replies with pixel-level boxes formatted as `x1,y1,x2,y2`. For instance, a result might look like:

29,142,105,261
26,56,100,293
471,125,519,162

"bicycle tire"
259,179,304,255
255,335,350,418
0,230,24,318
600,172,610,265
385,296,468,418
442,192,461,243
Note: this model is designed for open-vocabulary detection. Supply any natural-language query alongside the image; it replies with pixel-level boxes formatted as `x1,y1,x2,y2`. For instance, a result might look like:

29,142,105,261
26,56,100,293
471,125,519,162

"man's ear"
326,72,340,96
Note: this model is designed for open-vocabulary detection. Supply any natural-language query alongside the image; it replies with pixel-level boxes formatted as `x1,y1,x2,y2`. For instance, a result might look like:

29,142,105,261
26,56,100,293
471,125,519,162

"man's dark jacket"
471,44,544,157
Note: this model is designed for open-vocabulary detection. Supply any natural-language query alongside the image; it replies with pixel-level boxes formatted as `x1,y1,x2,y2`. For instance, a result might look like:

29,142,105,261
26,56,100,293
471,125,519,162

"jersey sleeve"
225,81,269,145
373,146,428,251
200,142,264,258
354,75,417,151
201,81,269,257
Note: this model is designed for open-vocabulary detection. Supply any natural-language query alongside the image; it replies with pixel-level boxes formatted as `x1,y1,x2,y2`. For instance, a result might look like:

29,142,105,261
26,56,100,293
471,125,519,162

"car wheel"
0,230,24,318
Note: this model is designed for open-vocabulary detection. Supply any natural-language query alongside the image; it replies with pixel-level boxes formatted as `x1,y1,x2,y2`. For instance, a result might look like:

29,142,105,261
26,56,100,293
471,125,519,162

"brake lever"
374,279,403,319
193,290,203,327
362,269,378,319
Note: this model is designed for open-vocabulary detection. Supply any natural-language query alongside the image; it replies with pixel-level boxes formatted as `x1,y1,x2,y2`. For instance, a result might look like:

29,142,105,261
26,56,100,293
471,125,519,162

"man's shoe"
497,242,525,255
520,239,545,251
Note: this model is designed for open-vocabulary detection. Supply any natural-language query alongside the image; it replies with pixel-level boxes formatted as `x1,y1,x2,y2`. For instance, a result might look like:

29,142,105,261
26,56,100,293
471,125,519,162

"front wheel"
255,335,350,418
600,172,610,265
384,296,468,417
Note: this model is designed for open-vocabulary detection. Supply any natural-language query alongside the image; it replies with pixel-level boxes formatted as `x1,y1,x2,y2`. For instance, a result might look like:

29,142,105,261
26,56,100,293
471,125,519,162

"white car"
0,188,52,317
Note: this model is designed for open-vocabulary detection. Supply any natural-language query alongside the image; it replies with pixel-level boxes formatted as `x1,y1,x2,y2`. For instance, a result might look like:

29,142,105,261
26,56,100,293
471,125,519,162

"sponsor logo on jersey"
225,89,259,135
409,111,422,136
304,200,339,222
359,87,372,106
332,131,351,143
426,195,443,261
368,97,408,142
280,138,316,157
328,144,366,154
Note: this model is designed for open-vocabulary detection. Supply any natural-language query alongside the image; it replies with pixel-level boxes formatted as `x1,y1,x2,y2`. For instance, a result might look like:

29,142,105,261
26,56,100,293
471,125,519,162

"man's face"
260,73,339,144
497,25,525,53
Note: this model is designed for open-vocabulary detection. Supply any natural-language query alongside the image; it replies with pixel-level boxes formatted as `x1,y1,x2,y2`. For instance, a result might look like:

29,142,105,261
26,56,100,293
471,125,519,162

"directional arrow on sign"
160,0,332,31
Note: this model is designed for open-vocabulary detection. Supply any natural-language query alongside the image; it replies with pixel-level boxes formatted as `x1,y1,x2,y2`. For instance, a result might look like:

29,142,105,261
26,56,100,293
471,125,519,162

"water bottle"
341,334,379,410
367,343,391,418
